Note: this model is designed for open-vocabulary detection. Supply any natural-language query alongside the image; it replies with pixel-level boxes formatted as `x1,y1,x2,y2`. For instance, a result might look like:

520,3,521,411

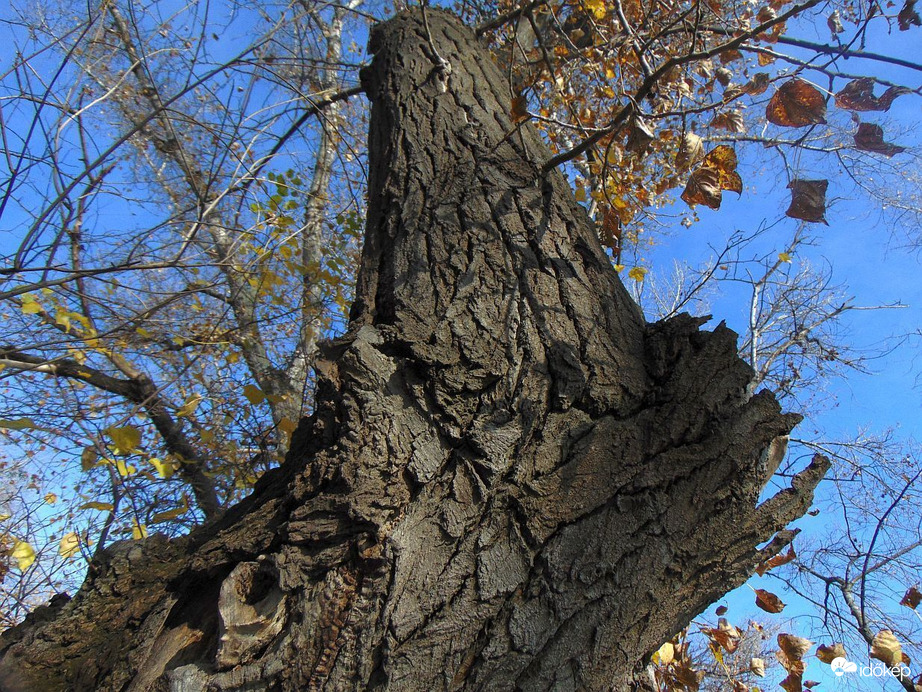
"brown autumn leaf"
510,93,529,123
600,208,622,252
803,681,820,689
778,634,813,666
719,49,743,64
786,179,828,224
626,118,655,155
676,132,705,171
899,0,922,29
766,79,827,127
750,657,766,677
870,630,903,667
816,643,847,664
710,109,746,132
756,546,796,576
703,618,742,653
754,588,786,613
835,78,911,112
681,145,742,210
854,122,906,157
716,605,728,616
780,674,803,692
673,663,704,691
726,72,771,99
900,585,922,609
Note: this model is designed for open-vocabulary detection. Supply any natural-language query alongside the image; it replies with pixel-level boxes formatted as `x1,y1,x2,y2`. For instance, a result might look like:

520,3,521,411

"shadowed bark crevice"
0,9,827,692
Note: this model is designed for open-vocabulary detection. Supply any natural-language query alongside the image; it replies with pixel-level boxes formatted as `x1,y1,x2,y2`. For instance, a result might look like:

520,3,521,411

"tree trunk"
0,10,827,691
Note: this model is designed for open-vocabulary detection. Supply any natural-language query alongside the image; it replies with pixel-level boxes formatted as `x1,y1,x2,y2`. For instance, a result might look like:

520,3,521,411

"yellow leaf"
0,513,10,522
243,384,266,405
59,532,80,559
19,294,41,315
114,458,136,477
613,264,626,272
55,310,71,332
575,185,587,202
778,252,792,263
106,425,141,455
175,394,203,418
11,540,35,571
80,501,114,512
585,0,607,19
151,497,188,524
653,642,675,666
132,521,148,540
150,457,174,479
628,266,648,282
44,492,57,505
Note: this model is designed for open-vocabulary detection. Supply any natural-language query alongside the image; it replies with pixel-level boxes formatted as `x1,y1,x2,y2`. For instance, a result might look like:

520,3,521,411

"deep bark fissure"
0,10,828,692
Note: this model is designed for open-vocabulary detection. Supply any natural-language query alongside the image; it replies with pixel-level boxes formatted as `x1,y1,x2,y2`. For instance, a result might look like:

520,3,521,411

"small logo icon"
831,657,858,676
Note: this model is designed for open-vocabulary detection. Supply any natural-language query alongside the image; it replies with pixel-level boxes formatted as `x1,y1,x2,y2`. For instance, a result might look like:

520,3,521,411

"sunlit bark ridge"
0,9,826,691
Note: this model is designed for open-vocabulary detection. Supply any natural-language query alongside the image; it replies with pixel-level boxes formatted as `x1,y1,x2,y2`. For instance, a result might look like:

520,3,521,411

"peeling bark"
0,9,827,692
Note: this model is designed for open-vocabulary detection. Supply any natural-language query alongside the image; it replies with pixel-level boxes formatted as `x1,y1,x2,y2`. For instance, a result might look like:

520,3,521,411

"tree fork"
0,10,827,691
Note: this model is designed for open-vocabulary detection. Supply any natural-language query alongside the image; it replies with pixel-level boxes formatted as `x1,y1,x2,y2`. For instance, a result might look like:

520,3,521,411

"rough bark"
0,9,827,692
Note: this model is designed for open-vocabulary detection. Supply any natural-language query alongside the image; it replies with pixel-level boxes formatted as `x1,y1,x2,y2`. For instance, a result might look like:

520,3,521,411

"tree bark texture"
0,10,827,692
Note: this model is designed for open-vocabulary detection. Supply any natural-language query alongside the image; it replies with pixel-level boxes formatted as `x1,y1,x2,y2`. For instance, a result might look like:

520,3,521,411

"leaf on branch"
81,446,99,471
80,501,114,512
149,457,175,479
900,585,922,609
780,674,803,692
898,0,922,29
719,49,743,64
628,267,648,282
59,532,80,559
816,643,847,663
870,630,903,667
510,93,529,124
132,521,148,540
725,73,770,100
11,540,35,572
854,122,906,157
176,394,203,417
653,641,675,665
754,588,786,613
710,109,746,132
766,79,827,127
785,179,828,224
681,145,742,210
675,132,705,171
756,545,796,575
750,657,766,677
777,637,809,692
626,118,655,155
106,425,141,455
0,418,37,431
152,497,189,524
19,294,42,315
703,618,742,653
243,384,266,405
835,78,911,112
